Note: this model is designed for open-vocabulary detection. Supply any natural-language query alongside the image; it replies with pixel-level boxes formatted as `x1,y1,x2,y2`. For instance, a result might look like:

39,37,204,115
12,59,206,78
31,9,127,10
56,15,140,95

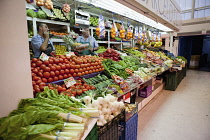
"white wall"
0,0,33,117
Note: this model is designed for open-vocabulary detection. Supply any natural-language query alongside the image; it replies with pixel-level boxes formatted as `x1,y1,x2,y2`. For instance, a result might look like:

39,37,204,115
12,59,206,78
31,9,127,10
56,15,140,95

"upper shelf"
27,16,70,26
28,38,64,42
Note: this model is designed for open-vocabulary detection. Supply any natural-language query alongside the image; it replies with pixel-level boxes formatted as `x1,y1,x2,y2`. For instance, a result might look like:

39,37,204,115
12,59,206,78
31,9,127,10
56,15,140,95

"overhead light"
77,0,173,31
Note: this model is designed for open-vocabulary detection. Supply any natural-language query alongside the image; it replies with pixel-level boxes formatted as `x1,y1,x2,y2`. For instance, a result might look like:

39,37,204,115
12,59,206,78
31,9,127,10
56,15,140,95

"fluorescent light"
77,0,173,31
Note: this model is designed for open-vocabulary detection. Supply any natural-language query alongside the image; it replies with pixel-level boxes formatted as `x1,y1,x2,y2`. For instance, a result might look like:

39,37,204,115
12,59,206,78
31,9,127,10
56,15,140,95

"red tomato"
74,69,79,73
73,73,77,77
68,74,72,77
75,65,80,69
81,72,85,76
53,76,58,81
83,88,88,92
79,68,83,73
55,71,60,76
60,70,65,75
36,80,42,85
32,58,38,63
58,75,64,80
56,65,61,70
77,72,82,77
63,74,68,79
39,86,45,91
50,71,55,77
54,58,59,64
32,81,36,86
65,69,69,74
61,65,66,70
83,67,87,71
92,69,96,73
49,59,54,64
32,68,39,74
66,64,70,69
40,64,46,70
86,67,90,71
43,67,51,72
85,71,89,75
59,58,64,63
71,64,76,69
39,82,46,87
48,78,53,83
37,72,43,78
33,76,39,81
50,66,56,71
70,69,74,74
89,70,93,74
43,72,50,78
41,78,48,83
76,89,83,95
36,61,42,67
43,60,49,66
34,87,40,93
31,63,36,68
90,86,96,90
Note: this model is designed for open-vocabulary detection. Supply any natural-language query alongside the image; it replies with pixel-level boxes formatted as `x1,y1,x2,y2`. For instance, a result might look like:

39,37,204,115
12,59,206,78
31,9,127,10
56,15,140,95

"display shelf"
97,41,108,43
110,42,121,44
81,118,98,140
28,38,64,42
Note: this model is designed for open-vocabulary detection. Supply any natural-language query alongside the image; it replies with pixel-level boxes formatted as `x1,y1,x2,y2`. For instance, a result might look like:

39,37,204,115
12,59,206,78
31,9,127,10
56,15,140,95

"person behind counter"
75,28,99,55
31,23,55,58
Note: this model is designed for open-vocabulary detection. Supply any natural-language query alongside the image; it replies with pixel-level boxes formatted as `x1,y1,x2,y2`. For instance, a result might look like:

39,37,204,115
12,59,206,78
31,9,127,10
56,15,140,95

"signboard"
39,52,49,61
64,77,76,88
134,0,182,29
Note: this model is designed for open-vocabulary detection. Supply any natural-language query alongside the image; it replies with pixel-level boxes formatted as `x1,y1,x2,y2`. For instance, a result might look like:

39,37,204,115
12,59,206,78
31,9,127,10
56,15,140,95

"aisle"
137,70,210,140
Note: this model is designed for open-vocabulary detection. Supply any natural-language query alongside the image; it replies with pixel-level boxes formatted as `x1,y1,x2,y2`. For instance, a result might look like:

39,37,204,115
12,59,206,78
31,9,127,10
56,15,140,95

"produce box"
98,110,125,140
165,71,182,91
121,103,138,122
119,113,138,140
138,85,152,98
85,123,98,140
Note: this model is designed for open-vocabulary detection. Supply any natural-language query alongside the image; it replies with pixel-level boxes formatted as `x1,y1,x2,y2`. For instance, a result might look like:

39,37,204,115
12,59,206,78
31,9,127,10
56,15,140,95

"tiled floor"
137,70,210,140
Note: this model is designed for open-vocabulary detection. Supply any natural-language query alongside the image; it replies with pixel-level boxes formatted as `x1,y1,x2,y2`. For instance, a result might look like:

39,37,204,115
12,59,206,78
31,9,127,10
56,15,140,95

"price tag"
39,52,49,61
65,52,75,57
64,77,76,88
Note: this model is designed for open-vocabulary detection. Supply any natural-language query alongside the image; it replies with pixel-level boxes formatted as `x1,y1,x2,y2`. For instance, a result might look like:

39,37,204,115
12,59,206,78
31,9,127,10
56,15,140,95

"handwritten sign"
64,77,76,88
65,52,75,57
39,52,49,61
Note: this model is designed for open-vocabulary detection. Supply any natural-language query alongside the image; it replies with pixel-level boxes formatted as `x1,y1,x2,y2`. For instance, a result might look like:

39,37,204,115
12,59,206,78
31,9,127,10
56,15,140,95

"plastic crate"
85,123,98,140
119,113,138,140
138,85,152,98
165,71,178,91
122,103,138,122
98,110,125,140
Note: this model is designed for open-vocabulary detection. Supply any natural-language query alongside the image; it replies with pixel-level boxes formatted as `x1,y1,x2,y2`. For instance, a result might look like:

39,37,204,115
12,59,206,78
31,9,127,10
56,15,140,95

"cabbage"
37,10,47,19
26,9,37,18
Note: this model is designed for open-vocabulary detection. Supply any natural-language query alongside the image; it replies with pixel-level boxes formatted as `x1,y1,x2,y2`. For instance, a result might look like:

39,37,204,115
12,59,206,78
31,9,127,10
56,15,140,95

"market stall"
0,0,184,140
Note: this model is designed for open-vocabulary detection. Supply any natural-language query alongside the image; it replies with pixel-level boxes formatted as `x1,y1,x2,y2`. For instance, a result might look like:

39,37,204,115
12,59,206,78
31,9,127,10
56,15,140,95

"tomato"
54,58,59,64
43,72,50,78
81,72,85,76
66,64,70,69
85,71,89,75
101,68,104,71
56,65,61,70
36,80,42,85
49,59,54,64
32,68,38,74
63,74,68,79
37,72,43,78
86,85,91,90
55,71,60,76
79,68,83,73
43,60,49,66
92,69,96,73
33,76,39,81
31,63,36,68
90,66,94,70
76,89,83,95
42,78,48,83
39,86,45,91
89,70,93,74
86,67,90,71
90,86,96,90
83,67,87,71
59,58,64,63
54,76,59,81
71,61,76,65
48,78,53,83
39,69,43,73
40,64,46,70
65,69,69,74
71,89,76,95
58,75,64,80
32,58,38,63
39,82,46,87
50,71,55,77
43,67,50,72
74,69,79,73
77,72,82,77
60,70,65,75
61,65,66,70
73,73,77,77
83,60,87,64
36,61,42,67
34,87,40,93
64,59,69,64
75,65,80,69
93,66,97,69
83,88,88,92
69,69,74,74
50,66,56,71
68,74,72,77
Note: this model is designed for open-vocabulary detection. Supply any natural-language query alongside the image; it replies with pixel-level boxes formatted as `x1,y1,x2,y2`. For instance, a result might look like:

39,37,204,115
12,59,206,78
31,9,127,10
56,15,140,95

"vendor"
75,28,98,55
31,23,55,58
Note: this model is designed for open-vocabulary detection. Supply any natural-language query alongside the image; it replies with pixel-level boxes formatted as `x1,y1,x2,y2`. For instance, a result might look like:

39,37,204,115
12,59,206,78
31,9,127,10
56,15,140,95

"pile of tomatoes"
31,55,104,94
48,79,95,97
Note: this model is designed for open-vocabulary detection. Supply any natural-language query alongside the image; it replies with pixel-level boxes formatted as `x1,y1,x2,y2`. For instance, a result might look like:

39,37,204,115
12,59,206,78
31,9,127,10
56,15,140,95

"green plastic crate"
85,123,98,140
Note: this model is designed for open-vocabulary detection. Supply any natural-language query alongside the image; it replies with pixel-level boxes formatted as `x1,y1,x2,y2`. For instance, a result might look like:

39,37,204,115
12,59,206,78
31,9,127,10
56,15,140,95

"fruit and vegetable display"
51,7,67,20
110,27,117,38
31,55,104,94
119,25,126,39
44,0,53,10
54,45,67,55
0,87,99,140
62,3,71,13
90,16,99,26
26,9,47,19
98,49,121,61
50,31,69,36
95,46,107,54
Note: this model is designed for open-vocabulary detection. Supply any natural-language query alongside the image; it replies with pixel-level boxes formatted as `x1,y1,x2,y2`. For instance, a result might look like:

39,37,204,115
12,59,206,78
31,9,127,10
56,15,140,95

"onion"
92,100,99,108
97,97,104,104
83,96,91,105
109,96,116,102
102,108,108,115
104,96,110,103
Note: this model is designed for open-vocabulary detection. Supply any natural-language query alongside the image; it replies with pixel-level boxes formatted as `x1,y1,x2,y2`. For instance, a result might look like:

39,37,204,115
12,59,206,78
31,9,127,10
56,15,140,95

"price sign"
64,77,76,88
39,52,49,61
65,52,75,57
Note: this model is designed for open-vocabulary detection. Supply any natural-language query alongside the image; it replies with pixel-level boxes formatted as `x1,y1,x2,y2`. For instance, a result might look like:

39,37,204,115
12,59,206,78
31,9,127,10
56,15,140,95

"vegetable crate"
138,85,152,98
85,123,98,140
98,110,125,140
122,103,138,122
165,70,182,91
119,113,138,140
